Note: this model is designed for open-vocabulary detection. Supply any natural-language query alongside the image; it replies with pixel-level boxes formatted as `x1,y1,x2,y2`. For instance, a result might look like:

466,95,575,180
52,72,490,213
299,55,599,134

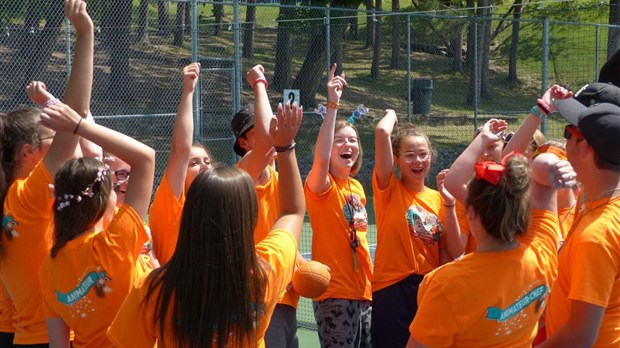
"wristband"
443,203,456,208
275,142,296,153
327,102,339,110
530,106,545,119
536,98,552,115
40,98,60,108
253,78,268,90
73,117,83,135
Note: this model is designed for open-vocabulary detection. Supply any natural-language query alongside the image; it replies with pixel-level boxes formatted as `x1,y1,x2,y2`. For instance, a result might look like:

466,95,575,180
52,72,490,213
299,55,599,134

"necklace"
332,174,360,270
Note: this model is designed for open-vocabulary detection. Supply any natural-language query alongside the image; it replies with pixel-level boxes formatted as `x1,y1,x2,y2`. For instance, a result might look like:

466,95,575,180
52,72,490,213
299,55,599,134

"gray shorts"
312,298,372,348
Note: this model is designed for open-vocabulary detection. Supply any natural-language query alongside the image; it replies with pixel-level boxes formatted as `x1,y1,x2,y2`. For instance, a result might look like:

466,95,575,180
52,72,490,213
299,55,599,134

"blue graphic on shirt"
486,285,548,322
342,193,368,230
56,271,109,306
405,205,443,245
1,215,19,238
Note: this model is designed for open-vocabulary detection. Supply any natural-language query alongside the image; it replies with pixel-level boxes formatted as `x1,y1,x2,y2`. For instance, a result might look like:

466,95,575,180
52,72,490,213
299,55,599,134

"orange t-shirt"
253,166,299,309
39,204,148,348
557,206,575,244
0,161,54,344
305,174,372,302
456,201,476,254
371,171,445,292
410,210,559,347
545,197,620,347
149,173,184,266
0,281,14,333
107,228,297,348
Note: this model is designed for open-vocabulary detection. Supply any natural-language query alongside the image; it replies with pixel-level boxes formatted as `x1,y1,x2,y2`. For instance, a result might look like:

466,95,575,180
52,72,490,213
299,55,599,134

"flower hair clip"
314,104,327,119
348,105,368,124
56,165,109,211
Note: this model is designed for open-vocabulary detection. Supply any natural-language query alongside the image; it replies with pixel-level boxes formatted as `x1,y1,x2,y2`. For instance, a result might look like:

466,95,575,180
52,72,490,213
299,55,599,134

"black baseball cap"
230,105,255,156
573,82,620,107
553,99,620,165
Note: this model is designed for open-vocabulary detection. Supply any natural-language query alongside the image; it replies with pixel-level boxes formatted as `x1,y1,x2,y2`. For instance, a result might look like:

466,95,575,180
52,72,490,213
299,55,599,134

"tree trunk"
137,0,150,43
371,0,382,79
365,0,374,48
273,0,296,91
390,0,400,69
464,0,475,68
480,1,492,99
243,0,256,58
103,0,133,98
158,1,170,35
185,3,191,34
608,0,620,59
348,16,359,40
23,0,42,32
508,0,522,84
173,2,185,47
450,21,464,72
13,1,64,105
213,4,224,36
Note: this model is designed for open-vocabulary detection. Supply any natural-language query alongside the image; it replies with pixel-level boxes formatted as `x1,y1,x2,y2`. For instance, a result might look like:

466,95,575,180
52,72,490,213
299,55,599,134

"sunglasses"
564,125,584,141
113,169,130,182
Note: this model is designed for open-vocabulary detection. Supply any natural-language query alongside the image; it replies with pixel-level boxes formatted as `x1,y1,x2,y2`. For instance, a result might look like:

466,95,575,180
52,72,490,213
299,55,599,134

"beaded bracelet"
40,98,60,108
275,142,296,153
253,78,268,90
326,102,339,110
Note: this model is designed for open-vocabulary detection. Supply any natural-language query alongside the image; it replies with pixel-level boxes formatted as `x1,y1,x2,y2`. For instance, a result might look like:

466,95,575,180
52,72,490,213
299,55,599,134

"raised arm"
374,109,397,190
270,102,304,242
165,63,200,199
445,119,507,202
40,104,155,220
503,85,571,156
306,63,347,194
237,65,277,182
436,169,466,262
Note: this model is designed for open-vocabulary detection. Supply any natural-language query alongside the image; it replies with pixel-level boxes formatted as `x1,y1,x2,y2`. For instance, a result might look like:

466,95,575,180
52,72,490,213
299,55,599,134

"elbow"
375,127,390,138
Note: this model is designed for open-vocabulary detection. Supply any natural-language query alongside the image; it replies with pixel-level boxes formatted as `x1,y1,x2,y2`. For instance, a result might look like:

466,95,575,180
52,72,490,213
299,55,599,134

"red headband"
474,151,518,186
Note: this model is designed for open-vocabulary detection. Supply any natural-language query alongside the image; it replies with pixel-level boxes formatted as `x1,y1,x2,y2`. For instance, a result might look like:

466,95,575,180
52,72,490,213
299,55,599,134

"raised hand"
64,0,93,33
26,81,55,105
270,101,303,148
327,63,347,104
436,169,456,206
39,103,82,134
541,85,572,113
183,63,201,93
548,159,577,189
479,118,508,145
246,64,267,89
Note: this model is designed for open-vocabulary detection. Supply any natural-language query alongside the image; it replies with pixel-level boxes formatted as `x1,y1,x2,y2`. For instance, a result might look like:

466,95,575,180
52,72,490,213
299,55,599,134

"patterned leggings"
312,298,372,348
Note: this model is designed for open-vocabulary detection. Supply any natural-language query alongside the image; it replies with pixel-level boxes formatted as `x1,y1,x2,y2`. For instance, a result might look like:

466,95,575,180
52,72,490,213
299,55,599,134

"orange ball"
292,260,331,299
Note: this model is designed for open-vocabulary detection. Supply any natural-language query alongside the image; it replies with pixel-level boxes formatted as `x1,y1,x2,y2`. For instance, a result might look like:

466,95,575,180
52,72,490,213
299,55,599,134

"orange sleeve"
107,277,157,348
255,229,297,296
149,174,184,265
94,204,148,265
518,210,560,254
409,275,459,347
5,161,54,221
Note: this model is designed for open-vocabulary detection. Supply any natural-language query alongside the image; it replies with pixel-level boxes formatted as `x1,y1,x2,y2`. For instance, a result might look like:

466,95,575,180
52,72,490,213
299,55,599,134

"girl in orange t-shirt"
37,98,155,347
149,63,215,266
108,99,305,348
408,118,574,347
305,64,373,347
372,110,465,347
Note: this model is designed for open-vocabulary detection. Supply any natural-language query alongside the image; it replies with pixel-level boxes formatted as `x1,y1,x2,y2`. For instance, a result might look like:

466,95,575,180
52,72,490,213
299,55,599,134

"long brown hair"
145,165,267,347
51,157,112,258
466,154,531,242
0,108,43,256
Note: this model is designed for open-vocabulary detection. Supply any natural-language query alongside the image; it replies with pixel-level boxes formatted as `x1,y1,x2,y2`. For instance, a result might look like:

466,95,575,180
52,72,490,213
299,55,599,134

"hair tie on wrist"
536,98,552,115
443,203,456,208
275,142,296,153
73,117,83,135
253,78,268,90
40,98,60,109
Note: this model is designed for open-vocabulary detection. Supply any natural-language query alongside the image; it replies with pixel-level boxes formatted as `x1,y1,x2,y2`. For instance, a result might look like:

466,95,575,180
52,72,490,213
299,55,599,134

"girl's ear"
21,143,36,158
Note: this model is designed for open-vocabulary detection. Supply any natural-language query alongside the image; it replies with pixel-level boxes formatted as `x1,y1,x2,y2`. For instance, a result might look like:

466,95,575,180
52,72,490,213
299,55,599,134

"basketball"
292,260,331,299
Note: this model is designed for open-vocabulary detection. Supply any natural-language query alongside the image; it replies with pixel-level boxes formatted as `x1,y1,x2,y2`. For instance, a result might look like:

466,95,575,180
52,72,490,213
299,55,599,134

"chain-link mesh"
1,0,615,333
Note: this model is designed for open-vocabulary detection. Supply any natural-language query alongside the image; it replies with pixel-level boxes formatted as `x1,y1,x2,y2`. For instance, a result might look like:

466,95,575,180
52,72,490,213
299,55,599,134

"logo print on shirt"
55,267,112,319
405,205,443,245
1,214,19,239
342,193,368,230
486,283,549,336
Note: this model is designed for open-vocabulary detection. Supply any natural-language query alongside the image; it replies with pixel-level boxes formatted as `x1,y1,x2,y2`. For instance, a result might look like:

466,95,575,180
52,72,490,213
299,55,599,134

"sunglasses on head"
564,125,584,141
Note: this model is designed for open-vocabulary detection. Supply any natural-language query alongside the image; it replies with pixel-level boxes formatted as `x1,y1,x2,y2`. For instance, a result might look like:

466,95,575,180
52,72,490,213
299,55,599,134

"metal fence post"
473,16,479,129
541,17,549,135
233,0,242,163
191,0,200,142
595,24,600,81
326,8,331,74
65,18,72,78
407,14,411,122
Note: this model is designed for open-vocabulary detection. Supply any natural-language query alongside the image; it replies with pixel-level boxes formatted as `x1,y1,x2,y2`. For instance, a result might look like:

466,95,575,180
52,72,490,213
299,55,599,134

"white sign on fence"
283,89,300,107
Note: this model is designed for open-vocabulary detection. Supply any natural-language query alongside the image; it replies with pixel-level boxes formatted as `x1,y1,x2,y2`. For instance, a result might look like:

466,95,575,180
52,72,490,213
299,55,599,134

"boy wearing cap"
231,65,302,348
541,98,620,347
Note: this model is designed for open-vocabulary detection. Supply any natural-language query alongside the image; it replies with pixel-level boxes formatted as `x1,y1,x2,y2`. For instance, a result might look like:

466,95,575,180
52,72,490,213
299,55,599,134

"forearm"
170,90,194,156
445,136,484,202
253,83,274,152
442,206,466,260
502,114,542,156
63,25,94,117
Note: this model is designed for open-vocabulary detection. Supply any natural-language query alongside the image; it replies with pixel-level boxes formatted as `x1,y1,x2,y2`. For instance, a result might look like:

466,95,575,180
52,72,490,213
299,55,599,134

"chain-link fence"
1,0,615,333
